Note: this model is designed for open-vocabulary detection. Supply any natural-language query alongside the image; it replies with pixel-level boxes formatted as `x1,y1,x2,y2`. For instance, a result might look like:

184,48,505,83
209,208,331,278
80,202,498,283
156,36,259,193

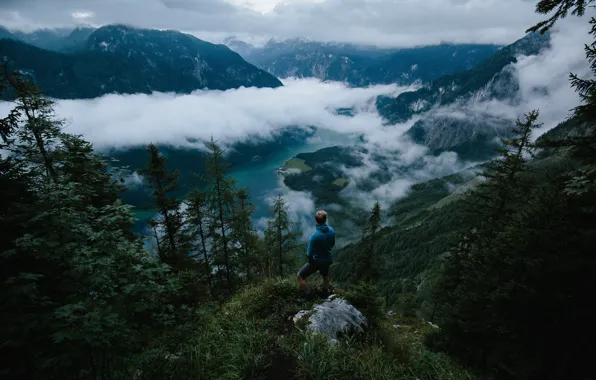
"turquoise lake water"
133,128,356,234
230,128,354,220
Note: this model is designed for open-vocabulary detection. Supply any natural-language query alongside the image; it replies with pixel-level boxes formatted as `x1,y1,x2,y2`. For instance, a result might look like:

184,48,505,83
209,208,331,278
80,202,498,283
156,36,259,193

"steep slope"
0,25,282,99
373,31,551,156
0,26,15,41
332,114,583,308
2,25,98,53
377,32,551,123
226,37,501,86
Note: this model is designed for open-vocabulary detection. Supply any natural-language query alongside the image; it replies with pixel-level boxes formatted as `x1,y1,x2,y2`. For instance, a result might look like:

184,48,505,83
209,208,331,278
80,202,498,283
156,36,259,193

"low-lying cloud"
0,22,589,232
447,17,591,139
41,79,408,151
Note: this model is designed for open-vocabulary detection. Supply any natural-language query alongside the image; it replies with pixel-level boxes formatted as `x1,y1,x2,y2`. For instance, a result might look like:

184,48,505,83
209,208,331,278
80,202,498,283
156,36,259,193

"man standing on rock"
297,210,335,294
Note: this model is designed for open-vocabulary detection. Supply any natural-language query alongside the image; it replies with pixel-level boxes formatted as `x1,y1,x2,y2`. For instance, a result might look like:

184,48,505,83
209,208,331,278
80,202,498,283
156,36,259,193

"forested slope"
0,24,282,99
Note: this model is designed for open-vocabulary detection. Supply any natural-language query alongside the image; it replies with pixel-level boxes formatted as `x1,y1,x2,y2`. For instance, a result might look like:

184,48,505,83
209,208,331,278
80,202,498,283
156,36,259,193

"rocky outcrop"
293,295,367,343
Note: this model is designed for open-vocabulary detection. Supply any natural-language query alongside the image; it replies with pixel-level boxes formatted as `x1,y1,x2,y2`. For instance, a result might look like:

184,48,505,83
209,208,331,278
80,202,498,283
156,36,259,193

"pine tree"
354,202,382,283
527,0,595,34
0,75,188,379
138,144,185,266
265,194,300,278
204,138,237,291
186,188,212,285
0,66,61,182
465,110,541,230
230,188,259,281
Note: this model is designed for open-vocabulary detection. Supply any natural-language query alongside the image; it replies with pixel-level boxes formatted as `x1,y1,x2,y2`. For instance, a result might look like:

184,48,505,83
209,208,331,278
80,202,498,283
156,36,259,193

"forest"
1,0,595,379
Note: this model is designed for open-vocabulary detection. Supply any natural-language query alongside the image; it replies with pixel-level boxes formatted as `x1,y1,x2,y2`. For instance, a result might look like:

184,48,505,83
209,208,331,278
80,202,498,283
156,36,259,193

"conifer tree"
1,66,61,182
231,188,259,281
138,144,185,266
265,194,299,278
0,76,187,379
204,138,237,291
186,188,212,285
465,110,541,230
353,201,382,283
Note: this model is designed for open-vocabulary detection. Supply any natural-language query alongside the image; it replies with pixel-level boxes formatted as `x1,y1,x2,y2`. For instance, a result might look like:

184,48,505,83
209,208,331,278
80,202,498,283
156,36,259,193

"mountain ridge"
0,24,282,99
226,37,502,87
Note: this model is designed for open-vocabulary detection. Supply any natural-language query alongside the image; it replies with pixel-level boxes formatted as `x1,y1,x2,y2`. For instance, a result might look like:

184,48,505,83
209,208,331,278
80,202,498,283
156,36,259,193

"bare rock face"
293,295,367,342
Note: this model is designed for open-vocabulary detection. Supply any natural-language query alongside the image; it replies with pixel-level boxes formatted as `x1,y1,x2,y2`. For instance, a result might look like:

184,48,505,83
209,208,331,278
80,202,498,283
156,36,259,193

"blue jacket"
307,223,335,263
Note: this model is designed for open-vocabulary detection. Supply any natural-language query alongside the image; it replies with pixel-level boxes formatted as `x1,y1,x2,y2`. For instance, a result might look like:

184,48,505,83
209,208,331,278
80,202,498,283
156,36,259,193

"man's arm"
307,234,314,258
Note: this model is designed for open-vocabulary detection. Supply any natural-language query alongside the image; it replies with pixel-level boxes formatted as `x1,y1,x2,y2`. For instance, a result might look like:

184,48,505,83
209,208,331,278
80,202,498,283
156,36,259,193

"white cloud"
0,0,563,47
448,17,592,140
26,79,409,150
255,183,316,239
0,22,590,216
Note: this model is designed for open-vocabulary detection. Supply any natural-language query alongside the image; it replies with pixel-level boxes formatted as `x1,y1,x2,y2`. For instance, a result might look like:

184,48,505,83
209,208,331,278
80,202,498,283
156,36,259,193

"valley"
1,2,595,378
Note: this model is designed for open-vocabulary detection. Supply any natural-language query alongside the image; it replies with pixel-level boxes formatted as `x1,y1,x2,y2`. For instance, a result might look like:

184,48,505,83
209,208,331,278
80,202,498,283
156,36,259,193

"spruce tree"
355,201,382,283
138,144,185,266
204,138,237,291
186,188,212,285
0,76,187,379
265,194,300,278
0,67,61,182
230,188,259,281
464,110,541,231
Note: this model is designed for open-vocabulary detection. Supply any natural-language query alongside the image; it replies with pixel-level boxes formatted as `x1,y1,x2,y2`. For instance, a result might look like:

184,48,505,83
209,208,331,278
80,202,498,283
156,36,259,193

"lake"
132,127,355,233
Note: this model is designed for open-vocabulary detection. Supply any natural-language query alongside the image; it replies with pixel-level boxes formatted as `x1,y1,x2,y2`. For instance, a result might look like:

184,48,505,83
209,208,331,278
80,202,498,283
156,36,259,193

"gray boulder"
293,295,367,342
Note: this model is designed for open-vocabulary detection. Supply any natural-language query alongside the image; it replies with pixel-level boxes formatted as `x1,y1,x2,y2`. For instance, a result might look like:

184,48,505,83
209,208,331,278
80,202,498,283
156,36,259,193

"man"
297,210,335,293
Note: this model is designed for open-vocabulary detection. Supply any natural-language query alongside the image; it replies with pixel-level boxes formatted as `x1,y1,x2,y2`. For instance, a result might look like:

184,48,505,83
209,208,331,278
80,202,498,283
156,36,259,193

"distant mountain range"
279,31,554,208
0,24,282,99
225,37,501,86
377,31,552,156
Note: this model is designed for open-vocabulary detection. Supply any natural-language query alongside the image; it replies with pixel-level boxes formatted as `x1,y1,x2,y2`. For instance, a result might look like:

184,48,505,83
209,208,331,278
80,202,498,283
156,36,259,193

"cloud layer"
45,79,408,150
0,21,590,231
0,0,558,47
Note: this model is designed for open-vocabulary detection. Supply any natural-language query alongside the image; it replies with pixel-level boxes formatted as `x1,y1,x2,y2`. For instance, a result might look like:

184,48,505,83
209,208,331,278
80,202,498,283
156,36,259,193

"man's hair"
315,210,327,224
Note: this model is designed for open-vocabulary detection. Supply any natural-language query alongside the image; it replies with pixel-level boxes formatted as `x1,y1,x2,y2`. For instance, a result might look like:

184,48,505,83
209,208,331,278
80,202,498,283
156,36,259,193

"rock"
386,310,396,317
393,324,401,329
293,296,367,341
427,321,439,329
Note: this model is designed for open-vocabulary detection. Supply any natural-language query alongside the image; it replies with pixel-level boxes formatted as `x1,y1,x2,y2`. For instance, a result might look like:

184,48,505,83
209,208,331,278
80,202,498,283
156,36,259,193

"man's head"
315,210,327,225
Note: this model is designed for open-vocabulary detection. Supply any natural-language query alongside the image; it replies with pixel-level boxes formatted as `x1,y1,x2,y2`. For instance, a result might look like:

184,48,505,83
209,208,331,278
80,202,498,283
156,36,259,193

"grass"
332,177,349,187
138,279,482,380
285,158,313,172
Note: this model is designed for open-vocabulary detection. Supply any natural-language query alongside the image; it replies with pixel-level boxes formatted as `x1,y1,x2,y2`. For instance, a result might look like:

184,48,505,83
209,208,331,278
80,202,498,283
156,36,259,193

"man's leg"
297,262,316,292
320,263,332,291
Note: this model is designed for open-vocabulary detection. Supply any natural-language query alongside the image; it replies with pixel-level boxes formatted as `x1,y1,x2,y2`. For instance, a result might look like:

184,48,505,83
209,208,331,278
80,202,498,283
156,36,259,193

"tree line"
0,66,301,379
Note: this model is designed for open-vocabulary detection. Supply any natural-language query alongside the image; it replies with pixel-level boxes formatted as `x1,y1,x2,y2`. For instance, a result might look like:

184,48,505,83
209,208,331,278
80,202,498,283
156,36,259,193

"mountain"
377,31,551,123
0,24,282,99
10,27,96,53
373,31,551,156
278,32,554,214
0,26,15,41
225,37,501,86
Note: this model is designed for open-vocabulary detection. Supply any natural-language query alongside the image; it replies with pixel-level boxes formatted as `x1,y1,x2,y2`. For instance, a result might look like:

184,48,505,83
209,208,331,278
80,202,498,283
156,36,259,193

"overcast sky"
0,0,554,47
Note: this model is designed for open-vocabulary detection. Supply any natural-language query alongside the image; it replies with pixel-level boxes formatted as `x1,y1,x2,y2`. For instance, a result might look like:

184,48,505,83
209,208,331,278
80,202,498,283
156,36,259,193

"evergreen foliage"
422,4,596,376
138,144,186,267
0,72,192,380
203,138,238,292
265,194,301,278
2,1,596,377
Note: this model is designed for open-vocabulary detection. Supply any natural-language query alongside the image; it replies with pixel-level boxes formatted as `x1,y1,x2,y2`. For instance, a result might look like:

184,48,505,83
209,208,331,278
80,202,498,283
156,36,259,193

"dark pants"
298,259,332,279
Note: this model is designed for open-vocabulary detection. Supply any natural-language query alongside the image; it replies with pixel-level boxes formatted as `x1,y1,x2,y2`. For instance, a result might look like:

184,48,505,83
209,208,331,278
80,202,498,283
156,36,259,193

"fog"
0,21,589,234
